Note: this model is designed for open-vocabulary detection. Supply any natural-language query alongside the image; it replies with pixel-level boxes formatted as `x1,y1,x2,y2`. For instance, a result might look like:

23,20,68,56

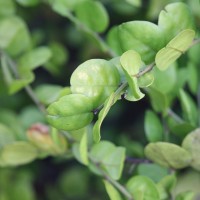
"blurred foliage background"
0,0,200,199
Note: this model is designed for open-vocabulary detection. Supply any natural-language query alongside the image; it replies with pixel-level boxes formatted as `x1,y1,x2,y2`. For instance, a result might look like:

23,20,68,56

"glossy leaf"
90,141,125,180
182,128,200,171
18,47,52,71
144,110,163,142
120,50,144,101
104,180,122,200
74,0,109,33
35,84,63,105
118,21,164,63
156,29,195,71
179,89,198,126
145,142,192,169
93,92,119,142
0,0,15,17
137,163,168,182
158,2,194,43
126,175,160,200
0,16,30,56
47,94,94,131
0,141,38,167
70,59,120,108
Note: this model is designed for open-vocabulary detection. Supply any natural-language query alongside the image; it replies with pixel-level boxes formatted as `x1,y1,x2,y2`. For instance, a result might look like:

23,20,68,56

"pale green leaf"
35,84,63,105
104,180,122,200
126,0,141,7
90,141,126,180
79,131,88,165
0,16,31,56
16,0,39,6
144,110,163,142
182,128,200,171
156,29,195,71
18,47,52,71
175,191,195,200
0,141,38,167
120,50,144,101
126,175,160,200
0,124,15,148
138,71,154,88
145,142,192,169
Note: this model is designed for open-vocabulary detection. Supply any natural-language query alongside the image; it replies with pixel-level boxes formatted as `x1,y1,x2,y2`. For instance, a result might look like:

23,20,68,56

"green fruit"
47,94,94,131
70,59,120,108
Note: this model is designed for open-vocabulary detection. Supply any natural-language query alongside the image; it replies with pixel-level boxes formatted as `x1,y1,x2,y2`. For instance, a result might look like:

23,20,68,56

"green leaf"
104,180,122,200
16,0,39,6
93,92,119,143
35,84,63,105
155,29,195,71
44,42,68,76
138,71,154,88
0,0,15,17
145,142,192,169
146,87,169,113
144,110,163,142
158,2,194,43
152,63,177,94
0,16,31,56
182,128,200,171
187,62,198,94
0,124,15,148
74,0,109,33
0,141,38,167
118,21,164,63
0,53,34,94
90,141,125,180
137,163,168,183
120,50,144,101
18,47,52,71
79,131,89,165
47,94,94,131
126,0,141,7
107,26,123,56
179,89,198,126
175,191,195,200
126,175,160,200
70,59,120,109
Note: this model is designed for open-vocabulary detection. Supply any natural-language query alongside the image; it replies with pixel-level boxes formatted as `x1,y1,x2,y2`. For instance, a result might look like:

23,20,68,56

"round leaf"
47,94,94,131
70,59,120,109
126,175,160,200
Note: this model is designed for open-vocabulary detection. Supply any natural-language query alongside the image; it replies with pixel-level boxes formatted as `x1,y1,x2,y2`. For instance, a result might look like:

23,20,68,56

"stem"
65,12,116,58
167,109,184,123
1,51,46,114
91,159,133,200
191,38,200,47
135,62,155,78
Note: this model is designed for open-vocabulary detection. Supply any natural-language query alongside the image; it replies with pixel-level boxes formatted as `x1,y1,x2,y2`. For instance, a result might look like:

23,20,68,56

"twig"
91,159,134,200
135,62,155,78
190,38,200,47
167,109,184,123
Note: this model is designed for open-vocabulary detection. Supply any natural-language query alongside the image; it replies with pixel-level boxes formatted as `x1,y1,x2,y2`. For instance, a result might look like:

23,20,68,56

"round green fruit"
47,94,94,131
70,59,120,108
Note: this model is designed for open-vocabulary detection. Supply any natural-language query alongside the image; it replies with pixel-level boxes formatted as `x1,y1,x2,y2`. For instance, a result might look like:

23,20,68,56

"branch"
91,159,134,200
135,62,155,78
167,109,184,123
